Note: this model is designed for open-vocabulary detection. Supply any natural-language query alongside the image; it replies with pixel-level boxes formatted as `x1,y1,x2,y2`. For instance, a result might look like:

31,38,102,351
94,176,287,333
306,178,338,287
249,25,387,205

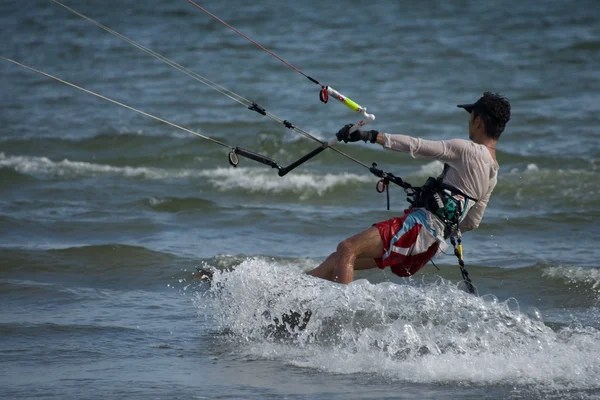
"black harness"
412,164,478,238
370,163,478,238
370,163,479,295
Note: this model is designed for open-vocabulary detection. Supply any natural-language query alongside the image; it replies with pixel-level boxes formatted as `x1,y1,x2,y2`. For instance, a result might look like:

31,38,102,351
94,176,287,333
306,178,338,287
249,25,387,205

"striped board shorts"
374,208,446,277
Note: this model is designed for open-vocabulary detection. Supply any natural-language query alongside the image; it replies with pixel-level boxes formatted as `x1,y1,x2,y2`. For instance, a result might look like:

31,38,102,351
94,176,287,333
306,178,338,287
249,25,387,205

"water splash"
194,258,600,390
543,265,600,291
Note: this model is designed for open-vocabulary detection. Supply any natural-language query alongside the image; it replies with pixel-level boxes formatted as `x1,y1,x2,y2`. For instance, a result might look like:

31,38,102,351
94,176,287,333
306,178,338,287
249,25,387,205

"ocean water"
1,0,599,399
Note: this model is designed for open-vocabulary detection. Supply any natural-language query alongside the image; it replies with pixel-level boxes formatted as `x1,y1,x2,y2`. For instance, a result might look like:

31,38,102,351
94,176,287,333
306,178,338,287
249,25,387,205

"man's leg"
308,251,338,281
308,254,377,282
308,226,384,284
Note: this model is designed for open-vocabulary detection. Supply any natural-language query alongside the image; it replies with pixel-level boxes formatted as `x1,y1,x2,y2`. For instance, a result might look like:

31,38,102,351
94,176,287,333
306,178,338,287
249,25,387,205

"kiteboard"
195,267,313,333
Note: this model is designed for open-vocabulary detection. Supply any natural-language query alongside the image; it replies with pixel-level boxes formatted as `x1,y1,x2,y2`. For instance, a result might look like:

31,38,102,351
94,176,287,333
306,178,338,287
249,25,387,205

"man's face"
468,111,475,140
468,112,484,141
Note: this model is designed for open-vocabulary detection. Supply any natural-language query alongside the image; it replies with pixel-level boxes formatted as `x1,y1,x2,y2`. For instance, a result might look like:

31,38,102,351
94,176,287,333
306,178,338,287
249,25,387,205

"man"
308,92,511,284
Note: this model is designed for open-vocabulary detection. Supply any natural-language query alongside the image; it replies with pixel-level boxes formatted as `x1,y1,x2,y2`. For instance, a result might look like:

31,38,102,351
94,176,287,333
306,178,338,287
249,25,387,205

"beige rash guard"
382,134,498,233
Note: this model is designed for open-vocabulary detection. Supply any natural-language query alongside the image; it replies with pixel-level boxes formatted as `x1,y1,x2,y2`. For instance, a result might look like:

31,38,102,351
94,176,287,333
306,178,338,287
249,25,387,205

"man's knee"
336,238,355,257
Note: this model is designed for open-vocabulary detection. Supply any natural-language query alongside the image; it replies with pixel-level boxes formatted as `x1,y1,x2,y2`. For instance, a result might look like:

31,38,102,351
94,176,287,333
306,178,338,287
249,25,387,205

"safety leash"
450,237,477,295
368,163,418,210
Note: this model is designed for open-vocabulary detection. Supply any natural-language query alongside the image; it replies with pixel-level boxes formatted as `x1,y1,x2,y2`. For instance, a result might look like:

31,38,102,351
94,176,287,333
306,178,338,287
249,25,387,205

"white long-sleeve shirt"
382,134,498,233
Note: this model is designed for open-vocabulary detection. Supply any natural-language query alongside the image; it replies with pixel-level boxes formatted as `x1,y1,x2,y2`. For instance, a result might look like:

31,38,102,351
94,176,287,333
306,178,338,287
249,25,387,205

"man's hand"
336,123,379,143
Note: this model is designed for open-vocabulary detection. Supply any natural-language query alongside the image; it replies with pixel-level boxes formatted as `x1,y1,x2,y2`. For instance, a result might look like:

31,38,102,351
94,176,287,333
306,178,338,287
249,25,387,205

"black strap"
231,147,280,169
437,163,478,202
369,163,417,210
248,102,266,116
451,237,477,295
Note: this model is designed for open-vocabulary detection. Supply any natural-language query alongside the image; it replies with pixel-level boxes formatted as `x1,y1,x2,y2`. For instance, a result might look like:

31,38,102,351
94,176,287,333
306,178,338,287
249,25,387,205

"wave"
1,244,196,289
561,39,600,52
0,152,200,180
0,321,138,337
0,131,229,167
141,196,217,213
496,150,596,168
0,130,173,147
543,265,600,290
3,129,594,189
0,165,36,186
191,255,600,307
3,240,599,301
3,150,595,190
0,278,80,300
0,152,374,198
494,163,599,208
197,167,372,197
0,127,324,159
412,160,445,178
194,258,600,390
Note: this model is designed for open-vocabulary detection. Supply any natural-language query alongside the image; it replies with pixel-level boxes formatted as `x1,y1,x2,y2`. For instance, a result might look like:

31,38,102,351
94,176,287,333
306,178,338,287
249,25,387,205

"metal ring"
228,151,239,167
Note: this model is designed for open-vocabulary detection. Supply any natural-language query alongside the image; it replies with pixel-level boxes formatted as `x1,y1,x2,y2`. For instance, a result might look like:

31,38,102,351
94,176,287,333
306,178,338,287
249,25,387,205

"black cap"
457,92,511,134
457,103,476,114
457,92,507,119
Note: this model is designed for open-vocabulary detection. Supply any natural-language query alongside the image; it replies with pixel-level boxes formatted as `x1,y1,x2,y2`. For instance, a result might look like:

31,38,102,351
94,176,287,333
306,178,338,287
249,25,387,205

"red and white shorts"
374,208,443,277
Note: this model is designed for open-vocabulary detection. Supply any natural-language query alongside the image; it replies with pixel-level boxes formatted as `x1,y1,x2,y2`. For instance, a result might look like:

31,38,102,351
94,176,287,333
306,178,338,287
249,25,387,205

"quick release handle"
326,86,376,135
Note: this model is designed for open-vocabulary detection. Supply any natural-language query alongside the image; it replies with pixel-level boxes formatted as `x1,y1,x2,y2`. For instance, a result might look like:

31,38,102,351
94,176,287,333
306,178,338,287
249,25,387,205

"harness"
412,164,478,239
371,163,478,237
370,163,479,295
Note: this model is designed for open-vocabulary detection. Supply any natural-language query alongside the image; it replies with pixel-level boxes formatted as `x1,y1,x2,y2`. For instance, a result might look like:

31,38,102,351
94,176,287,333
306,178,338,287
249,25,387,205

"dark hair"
472,92,511,140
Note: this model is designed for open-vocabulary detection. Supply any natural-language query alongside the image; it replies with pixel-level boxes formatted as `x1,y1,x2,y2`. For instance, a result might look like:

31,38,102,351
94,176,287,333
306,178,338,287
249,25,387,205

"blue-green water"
1,0,599,399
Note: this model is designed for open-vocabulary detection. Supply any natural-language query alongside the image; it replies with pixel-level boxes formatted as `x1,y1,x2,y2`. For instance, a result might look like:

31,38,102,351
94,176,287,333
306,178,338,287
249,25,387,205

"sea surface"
1,0,600,399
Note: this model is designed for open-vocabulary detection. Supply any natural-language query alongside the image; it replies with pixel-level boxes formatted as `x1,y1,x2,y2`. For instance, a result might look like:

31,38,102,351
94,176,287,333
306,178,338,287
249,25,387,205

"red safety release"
376,178,388,193
319,87,329,103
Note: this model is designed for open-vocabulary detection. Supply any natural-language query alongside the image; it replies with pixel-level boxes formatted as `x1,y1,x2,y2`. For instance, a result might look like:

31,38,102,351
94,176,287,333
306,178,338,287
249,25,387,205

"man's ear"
473,115,483,130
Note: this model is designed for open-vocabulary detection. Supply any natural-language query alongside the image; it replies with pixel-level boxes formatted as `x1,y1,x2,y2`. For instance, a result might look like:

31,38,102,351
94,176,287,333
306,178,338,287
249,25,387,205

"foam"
197,167,372,197
0,153,370,194
415,160,444,178
543,265,600,290
0,152,179,180
195,258,600,390
507,163,598,179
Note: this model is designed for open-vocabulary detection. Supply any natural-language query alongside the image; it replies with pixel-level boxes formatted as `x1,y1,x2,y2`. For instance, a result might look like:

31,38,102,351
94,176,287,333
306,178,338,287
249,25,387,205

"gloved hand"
336,123,379,143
